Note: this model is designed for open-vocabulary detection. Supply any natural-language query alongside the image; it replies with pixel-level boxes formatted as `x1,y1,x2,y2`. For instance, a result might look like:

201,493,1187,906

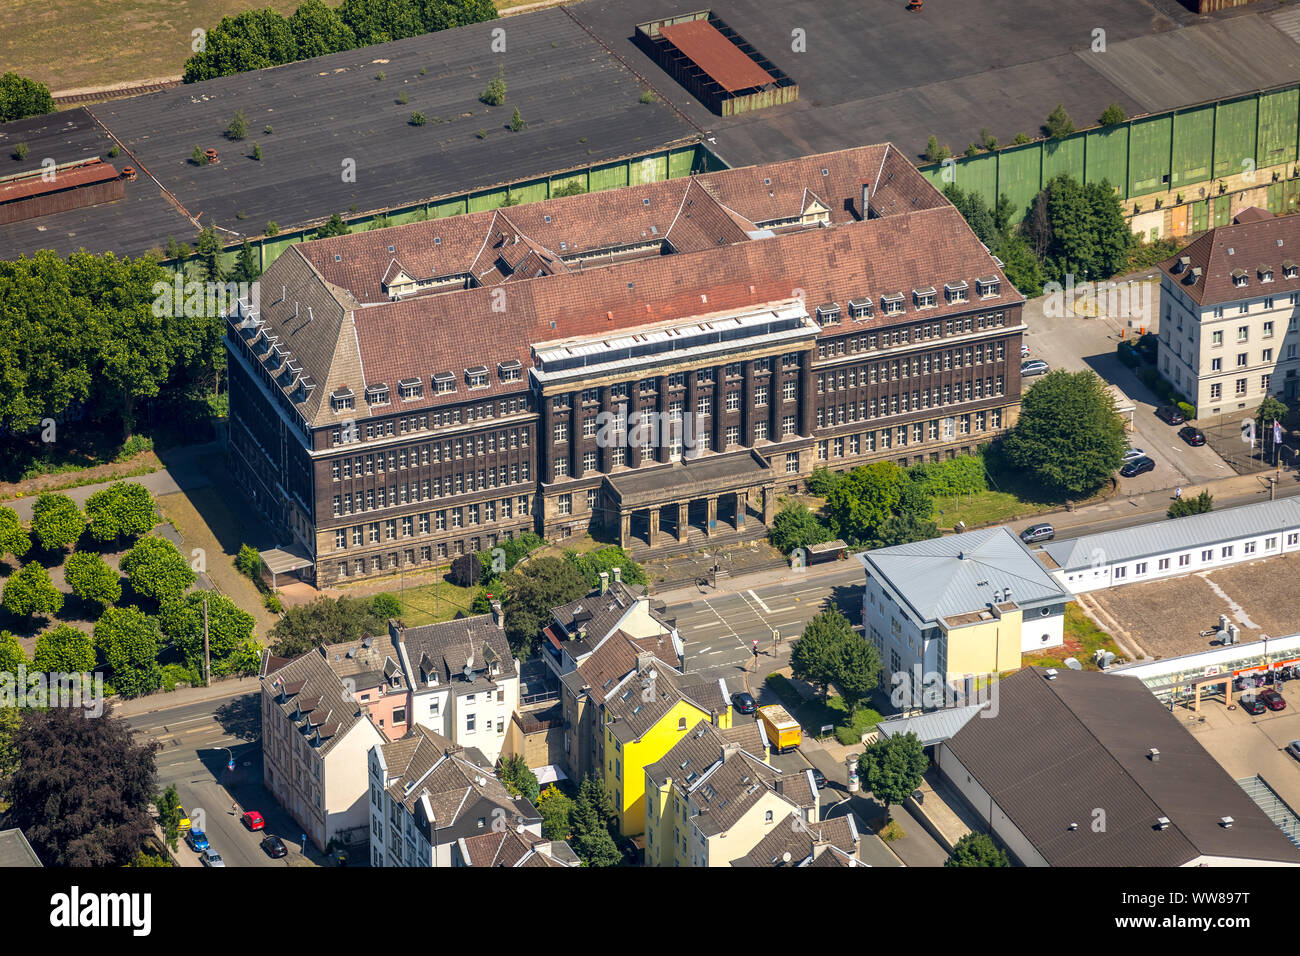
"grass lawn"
765,673,882,746
932,488,1055,530
370,575,481,628
1022,602,1126,671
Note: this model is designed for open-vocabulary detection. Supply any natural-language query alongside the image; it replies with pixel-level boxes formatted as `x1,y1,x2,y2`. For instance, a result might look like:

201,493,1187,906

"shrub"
12,142,28,161
372,593,401,619
639,90,656,105
191,145,207,166
1116,341,1140,368
477,128,487,139
509,107,525,132
251,143,262,161
107,145,120,158
1013,132,1030,145
265,221,279,236
409,111,427,126
375,72,385,81
264,592,283,613
397,91,408,105
264,124,273,134
235,544,263,582
805,466,842,497
480,66,506,106
879,820,906,842
1177,401,1196,421
225,109,247,141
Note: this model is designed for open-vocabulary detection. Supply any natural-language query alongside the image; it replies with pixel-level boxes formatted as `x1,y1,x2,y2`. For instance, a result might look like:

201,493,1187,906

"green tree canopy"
316,212,351,238
289,0,357,57
1043,103,1075,139
33,624,96,676
570,774,621,867
497,753,541,804
0,72,54,123
501,556,590,658
565,546,646,590
158,591,256,676
1001,369,1126,498
84,481,157,544
183,9,299,82
94,606,164,698
155,784,185,852
824,463,936,548
268,595,388,657
120,535,196,605
835,632,883,715
768,502,833,555
63,550,121,610
946,832,1010,867
1099,102,1126,126
1168,490,1214,519
0,630,27,673
1,561,64,618
3,705,158,866
537,784,575,840
30,493,84,552
0,506,31,562
1025,174,1133,284
861,731,928,816
791,608,854,702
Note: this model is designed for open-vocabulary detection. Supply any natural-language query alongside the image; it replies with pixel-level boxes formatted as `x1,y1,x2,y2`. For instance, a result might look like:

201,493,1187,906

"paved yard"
1089,551,1300,660
1184,680,1300,814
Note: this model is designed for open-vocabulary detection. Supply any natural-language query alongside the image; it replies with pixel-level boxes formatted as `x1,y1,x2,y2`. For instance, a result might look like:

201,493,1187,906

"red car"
241,810,265,831
1259,689,1287,712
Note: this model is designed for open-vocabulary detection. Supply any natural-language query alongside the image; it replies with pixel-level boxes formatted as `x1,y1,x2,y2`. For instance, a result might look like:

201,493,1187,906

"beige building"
1158,209,1300,415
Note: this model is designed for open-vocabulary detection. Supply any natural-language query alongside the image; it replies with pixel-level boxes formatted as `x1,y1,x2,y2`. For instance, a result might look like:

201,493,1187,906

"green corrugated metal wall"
1213,97,1257,177
1041,137,1084,184
1085,127,1127,189
1128,115,1172,195
1259,87,1300,168
996,146,1041,222
1171,107,1213,187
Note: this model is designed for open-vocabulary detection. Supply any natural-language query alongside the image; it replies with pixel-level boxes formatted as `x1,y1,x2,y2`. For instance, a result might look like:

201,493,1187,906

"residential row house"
225,142,1025,588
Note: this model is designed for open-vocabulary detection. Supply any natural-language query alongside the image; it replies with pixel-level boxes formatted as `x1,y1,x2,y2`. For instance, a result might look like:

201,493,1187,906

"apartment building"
1158,209,1300,414
542,568,681,678
224,143,1023,587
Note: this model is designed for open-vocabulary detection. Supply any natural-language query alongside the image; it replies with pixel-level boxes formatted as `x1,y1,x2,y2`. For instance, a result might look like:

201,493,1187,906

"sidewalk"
112,676,260,718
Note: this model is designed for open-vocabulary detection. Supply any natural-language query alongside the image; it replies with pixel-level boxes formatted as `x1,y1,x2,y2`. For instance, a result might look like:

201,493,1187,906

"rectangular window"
557,493,571,516
785,452,799,474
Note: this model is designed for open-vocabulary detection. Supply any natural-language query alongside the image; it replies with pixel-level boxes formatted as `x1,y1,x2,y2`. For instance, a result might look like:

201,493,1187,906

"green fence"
170,143,708,277
921,84,1300,223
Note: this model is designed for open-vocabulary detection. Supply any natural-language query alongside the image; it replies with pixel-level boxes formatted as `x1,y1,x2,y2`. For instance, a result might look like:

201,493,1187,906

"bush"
1116,342,1140,368
372,593,401,619
264,592,283,613
13,142,28,161
225,110,248,141
235,544,263,583
408,111,427,126
805,466,842,497
639,90,656,105
251,143,262,161
1177,401,1196,421
480,67,506,106
509,107,525,132
265,221,279,236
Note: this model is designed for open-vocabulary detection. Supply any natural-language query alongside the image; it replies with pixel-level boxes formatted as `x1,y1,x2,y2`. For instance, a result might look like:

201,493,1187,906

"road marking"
692,621,724,630
766,606,796,614
747,589,772,613
695,646,712,655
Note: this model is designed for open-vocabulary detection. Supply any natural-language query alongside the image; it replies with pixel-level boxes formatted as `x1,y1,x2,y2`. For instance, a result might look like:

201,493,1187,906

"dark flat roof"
604,448,771,506
659,20,774,92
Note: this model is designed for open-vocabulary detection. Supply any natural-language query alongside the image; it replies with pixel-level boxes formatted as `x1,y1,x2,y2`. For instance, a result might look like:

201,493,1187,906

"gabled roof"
263,645,380,756
731,814,859,867
458,828,579,867
1159,211,1300,306
397,614,516,690
858,525,1069,627
689,749,815,837
944,669,1300,866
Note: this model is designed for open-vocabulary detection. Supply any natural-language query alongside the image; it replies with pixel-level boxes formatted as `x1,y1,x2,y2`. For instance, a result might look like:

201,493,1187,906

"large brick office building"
225,144,1025,587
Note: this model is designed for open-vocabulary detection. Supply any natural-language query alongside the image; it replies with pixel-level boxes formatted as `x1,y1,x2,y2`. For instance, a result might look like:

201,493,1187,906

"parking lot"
1088,551,1300,659
1022,284,1236,495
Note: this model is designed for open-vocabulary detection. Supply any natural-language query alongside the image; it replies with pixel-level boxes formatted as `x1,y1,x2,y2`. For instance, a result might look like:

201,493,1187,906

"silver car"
1121,447,1146,463
200,850,226,867
1021,360,1050,377
1287,741,1300,761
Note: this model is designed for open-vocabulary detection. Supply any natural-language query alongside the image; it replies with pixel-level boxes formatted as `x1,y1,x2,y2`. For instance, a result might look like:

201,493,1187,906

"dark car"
1260,688,1287,711
1120,456,1156,477
1240,695,1267,715
1021,359,1050,377
731,692,756,715
261,835,288,859
810,768,827,789
1020,523,1054,543
1155,405,1186,425
1178,425,1206,446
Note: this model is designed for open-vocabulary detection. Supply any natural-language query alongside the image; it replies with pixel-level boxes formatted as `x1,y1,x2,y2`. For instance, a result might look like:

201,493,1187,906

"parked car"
1240,695,1267,715
1021,359,1050,377
1178,425,1206,446
810,767,827,789
261,835,288,859
1020,344,1031,358
240,810,265,831
1260,688,1287,711
1020,523,1055,543
1121,447,1146,463
1155,405,1185,425
1287,740,1300,761
1119,456,1156,477
187,829,210,852
731,692,756,715
200,850,225,867
178,808,191,834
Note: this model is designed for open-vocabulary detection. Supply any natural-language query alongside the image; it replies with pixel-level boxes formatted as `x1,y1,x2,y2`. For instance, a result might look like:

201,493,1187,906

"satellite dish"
781,852,792,863
1064,657,1082,671
648,669,658,680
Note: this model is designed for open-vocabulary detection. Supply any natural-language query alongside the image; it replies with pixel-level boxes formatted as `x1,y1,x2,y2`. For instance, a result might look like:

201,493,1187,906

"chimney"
1148,748,1160,762
635,651,655,673
612,566,622,584
599,571,609,594
491,601,504,630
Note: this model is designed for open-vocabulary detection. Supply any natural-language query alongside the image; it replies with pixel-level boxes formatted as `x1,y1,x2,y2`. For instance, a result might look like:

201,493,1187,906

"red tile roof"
659,20,775,93
1160,211,1300,306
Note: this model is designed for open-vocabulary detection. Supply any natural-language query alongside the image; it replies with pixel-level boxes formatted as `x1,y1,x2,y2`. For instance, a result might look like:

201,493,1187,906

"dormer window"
1283,260,1298,279
466,366,489,389
848,297,872,320
398,378,422,401
944,280,969,303
331,388,355,413
975,276,1001,298
498,359,522,382
815,303,841,326
881,292,904,315
1232,269,1248,288
913,287,937,309
432,371,456,394
1260,266,1274,283
366,383,390,406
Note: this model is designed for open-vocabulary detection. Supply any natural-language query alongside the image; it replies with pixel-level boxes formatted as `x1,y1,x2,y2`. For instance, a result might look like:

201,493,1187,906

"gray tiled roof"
1042,497,1300,572
733,815,859,867
645,719,730,788
944,669,1300,866
551,581,653,658
603,658,726,745
263,646,374,756
857,526,1069,626
690,750,815,837
398,614,516,690
0,829,41,867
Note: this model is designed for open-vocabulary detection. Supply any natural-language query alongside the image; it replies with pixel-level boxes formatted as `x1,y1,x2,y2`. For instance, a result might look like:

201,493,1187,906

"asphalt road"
127,695,313,868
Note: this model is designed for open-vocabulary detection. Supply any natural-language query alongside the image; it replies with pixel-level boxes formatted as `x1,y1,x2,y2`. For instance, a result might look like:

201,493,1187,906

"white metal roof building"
1040,498,1300,594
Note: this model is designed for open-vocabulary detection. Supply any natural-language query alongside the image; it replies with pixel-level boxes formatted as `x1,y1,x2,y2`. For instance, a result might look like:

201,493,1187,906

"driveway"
1022,282,1235,494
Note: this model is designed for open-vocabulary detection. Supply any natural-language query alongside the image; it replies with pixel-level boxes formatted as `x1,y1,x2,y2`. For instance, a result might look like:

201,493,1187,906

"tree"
791,608,853,702
570,774,620,867
1099,102,1126,127
1043,103,1075,139
1002,369,1126,497
768,503,833,555
861,731,928,818
498,753,540,803
3,705,158,866
84,481,157,545
372,592,401,619
94,606,163,698
824,463,935,548
232,239,261,282
0,72,54,123
120,535,196,605
946,832,1010,867
1024,173,1132,284
509,107,525,131
194,225,224,282
183,9,299,82
537,784,575,840
923,135,951,163
551,181,586,197
943,184,1000,246
30,493,84,552
0,506,31,562
268,595,387,657
566,547,647,590
225,109,248,141
805,466,842,497
1257,396,1289,458
1168,490,1214,519
448,552,481,587
500,556,590,658
0,630,27,673
63,550,121,610
156,785,184,852
158,591,255,677
32,624,96,675
480,65,506,106
1,561,63,618
289,0,358,58
993,233,1045,295
835,632,883,714
316,212,351,238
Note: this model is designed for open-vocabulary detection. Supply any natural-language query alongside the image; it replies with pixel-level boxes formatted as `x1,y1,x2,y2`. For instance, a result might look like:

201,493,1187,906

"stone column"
648,507,659,547
735,490,747,529
799,352,815,437
705,496,717,537
620,511,631,548
539,393,554,484
684,371,698,459
677,501,689,543
712,366,725,454
741,360,755,447
762,486,775,524
656,375,670,464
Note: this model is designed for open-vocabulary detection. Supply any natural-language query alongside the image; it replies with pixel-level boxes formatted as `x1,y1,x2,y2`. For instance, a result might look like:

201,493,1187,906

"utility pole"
203,592,211,687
